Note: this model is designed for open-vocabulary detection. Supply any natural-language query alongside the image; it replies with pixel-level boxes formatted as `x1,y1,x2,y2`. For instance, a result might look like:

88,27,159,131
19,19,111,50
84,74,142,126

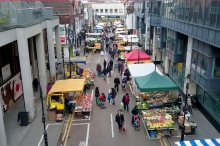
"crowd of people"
93,28,140,132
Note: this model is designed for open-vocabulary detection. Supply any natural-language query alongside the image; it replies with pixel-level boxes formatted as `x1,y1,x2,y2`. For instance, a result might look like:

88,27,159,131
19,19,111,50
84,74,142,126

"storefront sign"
1,64,11,81
53,24,66,45
0,73,23,112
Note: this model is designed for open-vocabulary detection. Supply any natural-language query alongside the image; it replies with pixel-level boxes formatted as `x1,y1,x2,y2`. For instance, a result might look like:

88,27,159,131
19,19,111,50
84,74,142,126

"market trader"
64,96,73,114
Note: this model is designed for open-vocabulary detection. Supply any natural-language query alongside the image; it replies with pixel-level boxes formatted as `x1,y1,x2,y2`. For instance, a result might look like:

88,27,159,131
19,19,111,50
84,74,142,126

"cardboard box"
173,129,178,136
48,111,56,121
185,125,191,133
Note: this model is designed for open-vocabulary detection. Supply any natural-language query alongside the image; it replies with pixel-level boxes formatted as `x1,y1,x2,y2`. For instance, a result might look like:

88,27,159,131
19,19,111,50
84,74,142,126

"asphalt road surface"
60,33,163,146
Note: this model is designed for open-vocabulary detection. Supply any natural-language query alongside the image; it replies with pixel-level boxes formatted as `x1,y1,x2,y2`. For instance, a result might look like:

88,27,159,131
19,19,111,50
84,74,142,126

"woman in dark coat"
115,110,124,132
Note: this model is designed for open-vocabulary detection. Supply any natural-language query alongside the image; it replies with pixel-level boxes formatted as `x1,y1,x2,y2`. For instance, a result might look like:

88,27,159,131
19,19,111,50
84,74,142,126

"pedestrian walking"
96,63,102,76
175,94,182,110
33,77,39,91
109,59,113,69
111,88,117,105
108,92,112,104
111,51,115,59
187,94,192,113
115,110,124,132
103,59,107,69
95,87,100,104
114,76,120,92
99,93,107,109
107,63,112,77
102,67,107,80
122,93,130,112
118,62,122,73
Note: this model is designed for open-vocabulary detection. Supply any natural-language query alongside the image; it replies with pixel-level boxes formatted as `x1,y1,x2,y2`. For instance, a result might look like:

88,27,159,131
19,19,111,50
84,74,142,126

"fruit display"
134,92,177,110
83,68,95,79
74,94,92,111
142,109,175,129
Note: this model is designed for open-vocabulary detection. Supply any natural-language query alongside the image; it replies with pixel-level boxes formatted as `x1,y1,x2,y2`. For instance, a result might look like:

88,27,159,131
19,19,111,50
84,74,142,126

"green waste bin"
17,112,29,126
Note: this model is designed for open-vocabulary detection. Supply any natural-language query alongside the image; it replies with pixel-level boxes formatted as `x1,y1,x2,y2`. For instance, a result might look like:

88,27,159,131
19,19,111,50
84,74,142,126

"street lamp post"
180,74,191,141
39,84,48,146
62,48,65,79
69,45,71,78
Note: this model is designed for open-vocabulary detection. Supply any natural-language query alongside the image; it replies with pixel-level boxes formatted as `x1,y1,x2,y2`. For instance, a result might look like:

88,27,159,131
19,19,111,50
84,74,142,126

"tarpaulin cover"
135,71,178,92
125,49,151,61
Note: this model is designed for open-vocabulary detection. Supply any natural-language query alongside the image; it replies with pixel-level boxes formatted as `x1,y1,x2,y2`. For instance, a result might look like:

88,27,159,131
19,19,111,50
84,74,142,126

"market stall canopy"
123,37,139,43
135,71,178,92
115,31,127,34
128,63,163,77
175,139,220,146
48,79,86,94
125,49,151,61
86,33,101,36
57,57,86,65
94,25,103,30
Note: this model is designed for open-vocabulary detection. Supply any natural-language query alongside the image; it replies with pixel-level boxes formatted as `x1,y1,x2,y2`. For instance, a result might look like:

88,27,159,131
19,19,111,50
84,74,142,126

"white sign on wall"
53,24,67,45
2,64,11,81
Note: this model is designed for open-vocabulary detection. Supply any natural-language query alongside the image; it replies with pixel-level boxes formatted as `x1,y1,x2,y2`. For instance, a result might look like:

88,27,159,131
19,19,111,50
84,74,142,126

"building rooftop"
0,1,57,31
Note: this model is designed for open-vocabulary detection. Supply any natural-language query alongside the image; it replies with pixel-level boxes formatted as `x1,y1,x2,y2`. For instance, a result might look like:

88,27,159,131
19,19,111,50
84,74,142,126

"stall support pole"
39,84,48,146
154,54,157,70
180,83,189,141
69,45,72,78
62,48,65,79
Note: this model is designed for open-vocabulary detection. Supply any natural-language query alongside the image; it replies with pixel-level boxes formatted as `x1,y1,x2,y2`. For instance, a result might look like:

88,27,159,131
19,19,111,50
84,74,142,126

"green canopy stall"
135,71,178,92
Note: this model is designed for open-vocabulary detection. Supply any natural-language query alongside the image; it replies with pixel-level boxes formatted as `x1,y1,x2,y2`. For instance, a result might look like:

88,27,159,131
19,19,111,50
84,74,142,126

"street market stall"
57,57,86,77
46,79,92,120
127,63,163,93
134,71,179,138
142,109,178,139
87,42,101,53
124,49,151,64
175,139,220,146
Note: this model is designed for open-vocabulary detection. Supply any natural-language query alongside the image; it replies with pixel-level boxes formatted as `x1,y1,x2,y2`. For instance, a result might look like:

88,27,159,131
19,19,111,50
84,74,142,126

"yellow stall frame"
46,79,86,110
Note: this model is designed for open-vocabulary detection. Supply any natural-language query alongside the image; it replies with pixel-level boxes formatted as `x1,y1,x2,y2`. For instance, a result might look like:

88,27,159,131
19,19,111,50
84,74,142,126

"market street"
58,35,163,146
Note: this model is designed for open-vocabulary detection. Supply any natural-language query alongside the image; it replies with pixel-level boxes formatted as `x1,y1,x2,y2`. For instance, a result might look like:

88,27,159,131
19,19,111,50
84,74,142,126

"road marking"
86,123,90,146
97,57,100,63
110,114,114,138
64,114,74,146
37,123,62,146
107,76,109,84
71,119,90,121
162,138,168,146
91,89,94,101
62,114,71,141
159,139,164,146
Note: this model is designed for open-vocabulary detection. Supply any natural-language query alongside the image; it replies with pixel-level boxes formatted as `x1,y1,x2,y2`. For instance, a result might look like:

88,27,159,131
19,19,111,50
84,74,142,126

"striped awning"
175,139,220,146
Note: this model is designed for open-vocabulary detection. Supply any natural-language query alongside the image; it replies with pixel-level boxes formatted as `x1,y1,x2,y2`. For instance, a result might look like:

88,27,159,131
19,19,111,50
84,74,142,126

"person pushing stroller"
121,76,127,91
131,106,140,131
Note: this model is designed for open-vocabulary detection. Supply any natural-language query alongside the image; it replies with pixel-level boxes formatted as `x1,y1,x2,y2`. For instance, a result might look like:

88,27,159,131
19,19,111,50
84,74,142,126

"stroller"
121,77,127,91
132,115,140,131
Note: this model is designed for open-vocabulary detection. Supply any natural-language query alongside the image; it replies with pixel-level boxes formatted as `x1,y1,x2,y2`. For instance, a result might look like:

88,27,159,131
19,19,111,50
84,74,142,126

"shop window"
204,93,216,115
213,58,220,77
191,50,197,69
204,0,211,26
110,9,113,13
100,9,103,13
114,9,118,13
193,2,199,24
196,85,204,103
95,9,99,13
196,53,202,73
210,1,218,28
105,9,108,13
216,2,220,29
201,55,207,77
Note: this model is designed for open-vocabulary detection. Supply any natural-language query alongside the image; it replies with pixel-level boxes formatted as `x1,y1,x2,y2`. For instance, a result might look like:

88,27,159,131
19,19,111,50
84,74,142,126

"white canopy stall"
127,63,163,93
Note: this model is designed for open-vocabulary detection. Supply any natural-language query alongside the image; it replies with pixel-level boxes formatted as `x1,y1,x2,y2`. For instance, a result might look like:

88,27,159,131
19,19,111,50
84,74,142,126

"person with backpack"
122,93,130,112
111,88,117,105
108,92,112,104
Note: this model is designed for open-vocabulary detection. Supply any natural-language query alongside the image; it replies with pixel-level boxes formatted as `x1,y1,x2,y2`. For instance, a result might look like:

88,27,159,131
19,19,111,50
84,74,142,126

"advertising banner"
0,73,23,111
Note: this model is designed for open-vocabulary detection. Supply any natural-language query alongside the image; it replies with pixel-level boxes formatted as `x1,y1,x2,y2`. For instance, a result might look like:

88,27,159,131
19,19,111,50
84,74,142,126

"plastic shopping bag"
120,102,124,110
122,122,126,131
101,74,104,77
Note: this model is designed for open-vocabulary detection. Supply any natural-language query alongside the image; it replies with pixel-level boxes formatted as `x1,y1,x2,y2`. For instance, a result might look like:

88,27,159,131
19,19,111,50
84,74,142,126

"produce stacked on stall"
142,109,175,129
82,69,95,87
74,94,92,112
135,92,177,110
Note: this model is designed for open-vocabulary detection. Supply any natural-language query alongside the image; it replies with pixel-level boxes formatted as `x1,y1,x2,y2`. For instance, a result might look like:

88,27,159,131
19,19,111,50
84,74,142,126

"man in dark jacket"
102,68,107,80
115,110,124,132
107,64,112,77
103,59,107,69
109,59,113,69
111,88,117,105
118,62,122,73
96,63,102,76
114,76,120,92
33,77,39,91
